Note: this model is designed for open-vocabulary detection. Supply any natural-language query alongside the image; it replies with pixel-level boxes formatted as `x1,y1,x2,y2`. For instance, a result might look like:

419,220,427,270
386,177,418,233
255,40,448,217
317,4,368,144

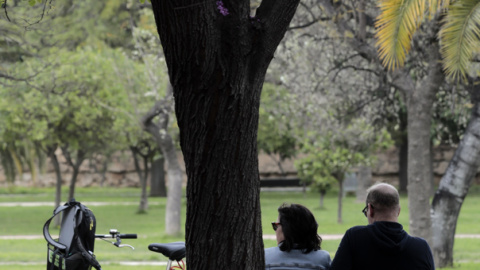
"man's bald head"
366,183,400,216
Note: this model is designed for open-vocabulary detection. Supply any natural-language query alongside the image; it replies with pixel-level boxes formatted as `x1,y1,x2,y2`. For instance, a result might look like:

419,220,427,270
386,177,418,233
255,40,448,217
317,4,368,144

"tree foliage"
375,0,480,81
258,83,297,165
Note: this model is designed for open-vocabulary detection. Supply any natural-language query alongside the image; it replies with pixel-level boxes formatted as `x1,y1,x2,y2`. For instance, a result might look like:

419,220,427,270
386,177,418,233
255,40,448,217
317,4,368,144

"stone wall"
1,146,479,188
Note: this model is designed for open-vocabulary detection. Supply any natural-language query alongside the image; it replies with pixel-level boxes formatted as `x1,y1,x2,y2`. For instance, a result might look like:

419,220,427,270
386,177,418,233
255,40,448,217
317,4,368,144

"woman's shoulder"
265,248,331,270
311,249,331,260
313,249,330,255
265,246,281,257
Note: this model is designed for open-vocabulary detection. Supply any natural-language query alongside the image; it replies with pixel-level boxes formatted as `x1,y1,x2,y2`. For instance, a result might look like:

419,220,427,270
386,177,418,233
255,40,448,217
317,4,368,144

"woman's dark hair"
277,203,322,253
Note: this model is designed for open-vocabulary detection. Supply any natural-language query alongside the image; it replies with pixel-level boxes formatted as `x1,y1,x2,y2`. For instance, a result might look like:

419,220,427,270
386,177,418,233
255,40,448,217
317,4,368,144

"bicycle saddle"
148,242,186,261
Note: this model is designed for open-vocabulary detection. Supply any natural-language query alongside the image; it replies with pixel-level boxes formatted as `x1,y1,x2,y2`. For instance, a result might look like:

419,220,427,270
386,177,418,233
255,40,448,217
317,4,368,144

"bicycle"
95,230,186,270
148,242,186,270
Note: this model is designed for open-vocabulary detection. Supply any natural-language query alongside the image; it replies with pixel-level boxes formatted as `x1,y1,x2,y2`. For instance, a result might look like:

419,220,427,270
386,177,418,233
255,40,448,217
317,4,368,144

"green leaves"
375,0,480,81
28,0,41,6
258,83,297,160
375,0,426,70
440,0,480,81
294,123,392,192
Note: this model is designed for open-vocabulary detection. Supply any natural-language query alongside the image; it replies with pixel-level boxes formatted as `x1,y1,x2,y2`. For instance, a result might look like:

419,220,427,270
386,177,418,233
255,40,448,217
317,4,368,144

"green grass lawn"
1,186,479,269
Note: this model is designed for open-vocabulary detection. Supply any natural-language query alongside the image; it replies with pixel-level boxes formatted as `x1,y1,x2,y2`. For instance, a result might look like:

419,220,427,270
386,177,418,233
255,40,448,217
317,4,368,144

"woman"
265,203,331,270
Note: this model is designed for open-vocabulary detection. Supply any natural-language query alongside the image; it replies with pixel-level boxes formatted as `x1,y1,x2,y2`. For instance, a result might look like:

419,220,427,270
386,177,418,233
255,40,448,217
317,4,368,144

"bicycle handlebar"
95,234,137,239
95,229,137,239
95,229,137,249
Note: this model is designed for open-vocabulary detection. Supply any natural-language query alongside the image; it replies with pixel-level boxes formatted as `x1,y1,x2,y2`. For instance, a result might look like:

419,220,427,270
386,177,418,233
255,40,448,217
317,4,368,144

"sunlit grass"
1,186,480,269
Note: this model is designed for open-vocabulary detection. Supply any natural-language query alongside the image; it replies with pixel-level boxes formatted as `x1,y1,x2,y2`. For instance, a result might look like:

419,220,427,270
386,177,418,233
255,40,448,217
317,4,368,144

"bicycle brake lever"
117,244,135,250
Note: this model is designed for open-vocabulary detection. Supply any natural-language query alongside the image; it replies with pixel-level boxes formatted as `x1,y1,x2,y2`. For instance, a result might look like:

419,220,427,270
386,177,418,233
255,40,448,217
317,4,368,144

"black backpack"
43,198,101,270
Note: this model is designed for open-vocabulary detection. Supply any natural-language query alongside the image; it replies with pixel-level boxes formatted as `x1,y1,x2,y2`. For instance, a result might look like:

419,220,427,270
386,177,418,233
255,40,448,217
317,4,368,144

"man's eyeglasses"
271,222,281,231
362,204,374,217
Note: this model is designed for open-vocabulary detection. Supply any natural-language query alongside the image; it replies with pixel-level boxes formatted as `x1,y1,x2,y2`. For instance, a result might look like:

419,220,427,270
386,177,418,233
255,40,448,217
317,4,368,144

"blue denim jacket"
265,246,331,270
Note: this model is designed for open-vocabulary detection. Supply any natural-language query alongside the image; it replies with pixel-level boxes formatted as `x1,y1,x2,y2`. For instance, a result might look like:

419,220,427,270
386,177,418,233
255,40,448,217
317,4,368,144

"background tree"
375,0,480,266
295,124,391,223
257,83,297,175
130,23,184,234
313,0,442,246
1,0,187,232
431,78,480,266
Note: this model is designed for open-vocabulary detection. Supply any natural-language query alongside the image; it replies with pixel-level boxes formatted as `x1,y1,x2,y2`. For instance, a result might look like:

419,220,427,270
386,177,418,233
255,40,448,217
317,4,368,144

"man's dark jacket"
329,221,434,270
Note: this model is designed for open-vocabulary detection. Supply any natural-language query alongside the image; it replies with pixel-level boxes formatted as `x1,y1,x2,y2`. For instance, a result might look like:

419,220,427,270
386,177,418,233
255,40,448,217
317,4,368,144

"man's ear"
397,206,401,217
369,203,374,218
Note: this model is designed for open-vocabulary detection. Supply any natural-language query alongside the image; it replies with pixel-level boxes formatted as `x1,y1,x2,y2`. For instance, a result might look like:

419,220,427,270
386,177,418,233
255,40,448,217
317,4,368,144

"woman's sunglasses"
271,222,281,231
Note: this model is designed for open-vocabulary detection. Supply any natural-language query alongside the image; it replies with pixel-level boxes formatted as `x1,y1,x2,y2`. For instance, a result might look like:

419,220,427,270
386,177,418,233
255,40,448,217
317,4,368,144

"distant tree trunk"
150,0,300,267
336,173,345,224
99,158,108,187
402,38,443,244
130,144,150,213
140,154,149,212
62,147,86,201
398,138,408,193
142,85,183,235
150,155,167,197
319,189,326,208
356,166,371,202
47,146,63,227
397,103,408,193
431,81,480,268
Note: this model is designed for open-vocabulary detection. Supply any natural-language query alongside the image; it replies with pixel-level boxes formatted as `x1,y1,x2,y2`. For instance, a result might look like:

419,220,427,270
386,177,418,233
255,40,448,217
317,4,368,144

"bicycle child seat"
148,242,186,261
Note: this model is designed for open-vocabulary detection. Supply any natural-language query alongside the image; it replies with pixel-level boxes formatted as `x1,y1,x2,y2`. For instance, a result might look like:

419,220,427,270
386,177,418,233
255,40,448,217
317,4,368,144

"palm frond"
440,0,480,81
375,0,427,70
429,0,452,18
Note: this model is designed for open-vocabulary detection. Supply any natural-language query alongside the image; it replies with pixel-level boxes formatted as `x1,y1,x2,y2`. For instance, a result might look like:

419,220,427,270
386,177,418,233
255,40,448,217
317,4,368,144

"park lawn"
1,186,480,269
2,238,479,270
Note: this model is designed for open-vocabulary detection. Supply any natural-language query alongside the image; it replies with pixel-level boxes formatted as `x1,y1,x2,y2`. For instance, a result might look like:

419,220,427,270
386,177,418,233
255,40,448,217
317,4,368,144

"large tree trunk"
150,1,300,268
431,83,480,267
403,40,444,244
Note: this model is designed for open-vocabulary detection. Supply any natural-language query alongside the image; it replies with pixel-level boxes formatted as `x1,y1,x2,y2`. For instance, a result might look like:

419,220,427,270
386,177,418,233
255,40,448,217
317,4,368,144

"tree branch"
255,0,301,56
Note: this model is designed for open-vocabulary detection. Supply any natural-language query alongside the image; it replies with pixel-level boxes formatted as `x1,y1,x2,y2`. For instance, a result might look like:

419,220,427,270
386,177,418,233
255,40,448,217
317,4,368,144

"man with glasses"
329,183,434,270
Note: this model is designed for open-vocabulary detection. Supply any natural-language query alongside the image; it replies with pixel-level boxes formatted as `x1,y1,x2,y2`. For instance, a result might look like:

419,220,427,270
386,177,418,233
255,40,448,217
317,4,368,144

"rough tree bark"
150,0,300,268
142,85,184,235
431,82,480,267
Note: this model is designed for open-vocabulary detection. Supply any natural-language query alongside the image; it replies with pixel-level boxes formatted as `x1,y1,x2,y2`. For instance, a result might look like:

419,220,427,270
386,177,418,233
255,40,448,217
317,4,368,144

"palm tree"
375,0,480,81
375,1,480,267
